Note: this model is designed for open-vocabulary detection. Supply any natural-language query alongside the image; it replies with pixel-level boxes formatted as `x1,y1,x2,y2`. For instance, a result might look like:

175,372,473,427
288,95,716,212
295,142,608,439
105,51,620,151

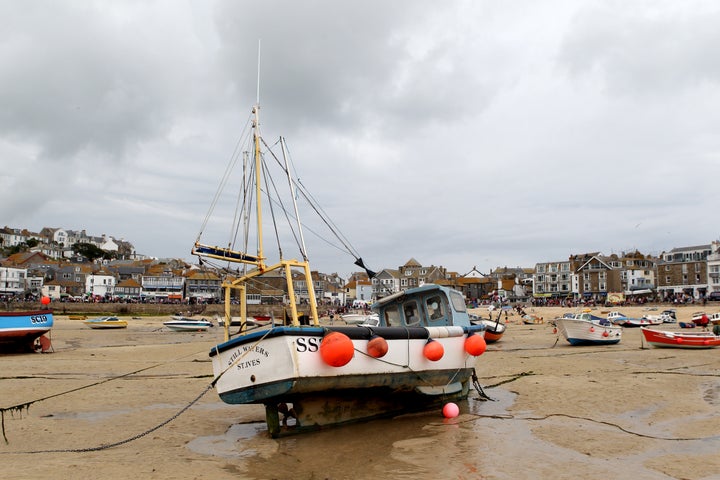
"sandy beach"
1,305,719,479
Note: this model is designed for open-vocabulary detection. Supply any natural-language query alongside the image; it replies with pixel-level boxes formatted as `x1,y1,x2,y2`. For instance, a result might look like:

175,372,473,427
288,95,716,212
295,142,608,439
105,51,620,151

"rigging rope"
195,113,253,244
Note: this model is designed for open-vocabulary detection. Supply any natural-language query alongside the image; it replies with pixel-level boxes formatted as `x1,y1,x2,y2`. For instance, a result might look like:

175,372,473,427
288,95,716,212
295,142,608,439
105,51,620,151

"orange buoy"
552,327,557,334
589,327,595,333
367,335,389,358
41,296,51,305
320,331,354,367
442,402,459,418
423,339,444,361
676,337,684,344
464,333,486,356
602,331,609,337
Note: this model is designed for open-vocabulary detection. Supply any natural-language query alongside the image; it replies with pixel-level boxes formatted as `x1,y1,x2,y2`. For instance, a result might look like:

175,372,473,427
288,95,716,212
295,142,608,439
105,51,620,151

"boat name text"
30,315,50,324
295,337,320,353
227,345,269,367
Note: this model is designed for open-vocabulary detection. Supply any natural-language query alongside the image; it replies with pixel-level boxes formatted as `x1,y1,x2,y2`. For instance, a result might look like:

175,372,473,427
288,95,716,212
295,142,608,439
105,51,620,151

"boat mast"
253,40,265,269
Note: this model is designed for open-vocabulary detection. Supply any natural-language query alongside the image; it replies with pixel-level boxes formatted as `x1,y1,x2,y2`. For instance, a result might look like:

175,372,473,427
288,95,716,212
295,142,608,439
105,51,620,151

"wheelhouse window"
449,290,466,312
384,306,401,326
403,301,421,326
425,295,445,322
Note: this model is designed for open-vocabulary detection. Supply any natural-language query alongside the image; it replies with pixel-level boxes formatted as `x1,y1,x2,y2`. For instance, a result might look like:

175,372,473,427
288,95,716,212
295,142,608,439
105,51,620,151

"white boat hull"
340,313,370,325
164,320,212,332
555,318,622,345
211,326,477,402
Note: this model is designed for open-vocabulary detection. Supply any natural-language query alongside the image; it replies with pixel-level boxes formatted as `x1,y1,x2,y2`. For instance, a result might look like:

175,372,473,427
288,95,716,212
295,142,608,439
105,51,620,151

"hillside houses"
2,224,719,306
1,226,137,260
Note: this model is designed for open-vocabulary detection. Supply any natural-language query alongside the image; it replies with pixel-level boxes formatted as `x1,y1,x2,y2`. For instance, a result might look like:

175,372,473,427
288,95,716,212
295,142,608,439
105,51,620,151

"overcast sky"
2,1,719,278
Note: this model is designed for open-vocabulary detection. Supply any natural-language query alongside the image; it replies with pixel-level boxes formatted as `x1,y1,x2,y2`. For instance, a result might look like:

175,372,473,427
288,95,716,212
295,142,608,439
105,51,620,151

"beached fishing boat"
83,316,128,329
640,327,720,349
0,309,54,352
554,312,622,345
192,93,488,437
163,318,213,332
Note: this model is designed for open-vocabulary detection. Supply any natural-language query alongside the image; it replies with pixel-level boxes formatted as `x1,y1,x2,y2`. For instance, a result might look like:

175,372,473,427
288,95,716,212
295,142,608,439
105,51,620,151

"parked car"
707,291,720,301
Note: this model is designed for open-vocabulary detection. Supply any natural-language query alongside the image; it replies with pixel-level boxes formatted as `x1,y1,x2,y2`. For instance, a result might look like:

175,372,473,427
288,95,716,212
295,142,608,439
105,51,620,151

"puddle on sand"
187,422,273,459
186,388,521,479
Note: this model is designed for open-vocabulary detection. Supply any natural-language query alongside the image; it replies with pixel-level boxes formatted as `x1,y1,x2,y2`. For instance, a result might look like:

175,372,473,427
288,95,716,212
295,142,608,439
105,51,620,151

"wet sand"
1,305,719,479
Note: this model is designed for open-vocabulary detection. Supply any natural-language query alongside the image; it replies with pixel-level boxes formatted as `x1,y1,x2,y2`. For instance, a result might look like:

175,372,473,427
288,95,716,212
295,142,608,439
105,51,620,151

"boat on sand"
163,318,213,332
83,316,128,329
554,312,622,345
640,327,720,349
0,309,54,352
192,91,488,437
470,314,506,343
607,311,661,327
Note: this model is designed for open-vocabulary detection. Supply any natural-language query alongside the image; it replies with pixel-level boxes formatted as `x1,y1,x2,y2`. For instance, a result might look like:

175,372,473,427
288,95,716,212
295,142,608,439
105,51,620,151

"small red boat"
640,327,720,349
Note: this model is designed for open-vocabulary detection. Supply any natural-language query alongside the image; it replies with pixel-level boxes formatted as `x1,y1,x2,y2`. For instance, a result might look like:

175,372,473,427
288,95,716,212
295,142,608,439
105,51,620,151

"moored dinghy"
640,327,720,349
83,316,128,329
470,313,506,343
163,317,213,332
192,90,488,437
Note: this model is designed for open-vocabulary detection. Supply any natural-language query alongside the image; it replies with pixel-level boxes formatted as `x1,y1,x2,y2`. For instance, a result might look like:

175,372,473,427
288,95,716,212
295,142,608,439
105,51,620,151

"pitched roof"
403,258,422,267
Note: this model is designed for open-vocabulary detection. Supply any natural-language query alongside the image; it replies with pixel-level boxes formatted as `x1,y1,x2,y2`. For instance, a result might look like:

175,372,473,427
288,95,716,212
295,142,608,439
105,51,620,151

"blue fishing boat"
0,310,54,352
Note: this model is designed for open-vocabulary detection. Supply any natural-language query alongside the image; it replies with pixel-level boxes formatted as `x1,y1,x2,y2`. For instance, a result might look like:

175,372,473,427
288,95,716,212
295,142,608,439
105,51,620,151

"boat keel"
264,385,469,438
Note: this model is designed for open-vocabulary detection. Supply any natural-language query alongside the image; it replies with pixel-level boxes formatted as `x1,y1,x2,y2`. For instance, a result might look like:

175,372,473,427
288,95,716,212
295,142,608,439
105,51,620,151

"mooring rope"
0,348,212,447
2,384,214,454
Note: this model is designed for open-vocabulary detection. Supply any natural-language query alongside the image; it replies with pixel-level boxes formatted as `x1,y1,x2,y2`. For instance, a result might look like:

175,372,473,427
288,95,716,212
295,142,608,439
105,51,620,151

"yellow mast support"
252,105,266,271
283,262,300,326
223,283,232,342
303,263,320,325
